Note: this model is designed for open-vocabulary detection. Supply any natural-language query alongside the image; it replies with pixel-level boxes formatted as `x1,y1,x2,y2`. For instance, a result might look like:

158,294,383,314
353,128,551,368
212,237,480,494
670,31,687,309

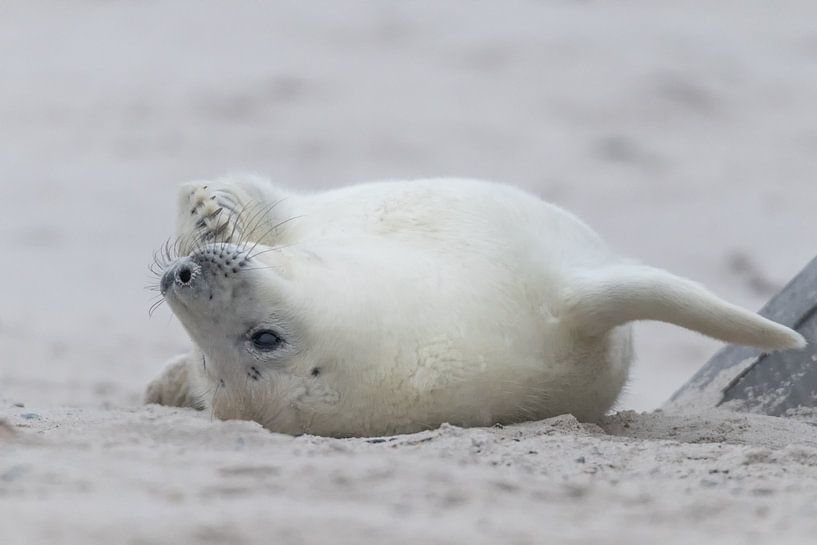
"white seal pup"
145,176,805,437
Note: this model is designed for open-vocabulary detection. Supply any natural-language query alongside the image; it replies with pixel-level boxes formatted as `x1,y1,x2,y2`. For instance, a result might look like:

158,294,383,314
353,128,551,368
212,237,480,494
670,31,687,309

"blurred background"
1,1,816,412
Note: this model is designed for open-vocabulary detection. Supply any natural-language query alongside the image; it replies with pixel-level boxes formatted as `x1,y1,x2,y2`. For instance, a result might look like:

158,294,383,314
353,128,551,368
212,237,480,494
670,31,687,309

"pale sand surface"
4,407,817,544
2,2,817,543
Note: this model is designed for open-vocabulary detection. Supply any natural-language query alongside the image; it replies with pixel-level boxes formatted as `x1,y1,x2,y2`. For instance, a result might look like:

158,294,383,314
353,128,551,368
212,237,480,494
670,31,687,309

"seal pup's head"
160,240,318,435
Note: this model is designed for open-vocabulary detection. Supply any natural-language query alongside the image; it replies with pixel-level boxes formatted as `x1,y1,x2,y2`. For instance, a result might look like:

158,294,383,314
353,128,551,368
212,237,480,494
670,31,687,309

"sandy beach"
2,2,817,543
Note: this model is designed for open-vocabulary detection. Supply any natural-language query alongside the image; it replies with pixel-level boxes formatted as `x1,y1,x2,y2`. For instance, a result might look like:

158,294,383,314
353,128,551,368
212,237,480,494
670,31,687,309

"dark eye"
250,330,283,351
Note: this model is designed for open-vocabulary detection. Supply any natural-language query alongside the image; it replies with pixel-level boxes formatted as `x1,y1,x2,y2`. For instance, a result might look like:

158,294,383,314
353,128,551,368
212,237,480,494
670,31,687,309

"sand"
4,407,817,544
2,1,817,543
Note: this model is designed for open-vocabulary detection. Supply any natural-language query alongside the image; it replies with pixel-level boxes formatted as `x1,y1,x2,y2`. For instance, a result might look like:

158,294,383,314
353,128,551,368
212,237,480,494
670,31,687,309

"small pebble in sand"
0,419,15,439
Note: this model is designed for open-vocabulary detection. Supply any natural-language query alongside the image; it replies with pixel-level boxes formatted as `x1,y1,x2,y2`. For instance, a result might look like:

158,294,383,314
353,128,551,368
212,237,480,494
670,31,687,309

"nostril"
177,266,192,284
161,259,200,295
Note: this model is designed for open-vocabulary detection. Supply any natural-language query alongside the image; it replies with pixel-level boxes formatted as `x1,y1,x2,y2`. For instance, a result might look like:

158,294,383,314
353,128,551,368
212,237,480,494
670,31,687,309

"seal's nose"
160,258,200,295
177,264,193,284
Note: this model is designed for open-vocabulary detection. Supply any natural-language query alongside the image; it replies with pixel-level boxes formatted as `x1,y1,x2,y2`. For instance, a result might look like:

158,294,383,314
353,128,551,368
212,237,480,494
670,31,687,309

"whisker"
148,298,166,317
226,204,244,245
239,198,288,251
245,215,304,257
210,379,225,421
237,202,273,251
237,266,281,272
247,241,300,261
246,247,278,260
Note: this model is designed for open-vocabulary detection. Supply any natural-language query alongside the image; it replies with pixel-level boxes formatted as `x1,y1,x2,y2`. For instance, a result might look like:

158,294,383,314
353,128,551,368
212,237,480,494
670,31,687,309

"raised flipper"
174,175,291,256
561,263,805,351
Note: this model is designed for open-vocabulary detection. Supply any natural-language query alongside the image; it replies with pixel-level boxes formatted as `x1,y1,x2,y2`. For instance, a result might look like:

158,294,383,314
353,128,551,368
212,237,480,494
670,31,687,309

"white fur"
146,176,805,437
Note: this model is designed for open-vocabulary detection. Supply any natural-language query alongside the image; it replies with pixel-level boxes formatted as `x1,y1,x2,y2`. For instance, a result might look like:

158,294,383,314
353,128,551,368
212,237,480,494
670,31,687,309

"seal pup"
145,176,805,437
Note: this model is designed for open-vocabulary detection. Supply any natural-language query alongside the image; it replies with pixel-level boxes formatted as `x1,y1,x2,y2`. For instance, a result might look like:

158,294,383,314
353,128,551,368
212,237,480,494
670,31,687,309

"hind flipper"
561,264,805,351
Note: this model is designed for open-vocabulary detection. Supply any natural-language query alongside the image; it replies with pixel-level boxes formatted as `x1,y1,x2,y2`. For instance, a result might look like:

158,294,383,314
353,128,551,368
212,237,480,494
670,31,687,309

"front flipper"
144,353,205,410
175,181,247,254
174,175,292,256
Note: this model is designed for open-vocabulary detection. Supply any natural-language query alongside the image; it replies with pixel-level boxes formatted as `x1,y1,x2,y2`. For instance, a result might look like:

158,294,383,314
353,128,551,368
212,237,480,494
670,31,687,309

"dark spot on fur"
311,367,321,377
202,355,206,370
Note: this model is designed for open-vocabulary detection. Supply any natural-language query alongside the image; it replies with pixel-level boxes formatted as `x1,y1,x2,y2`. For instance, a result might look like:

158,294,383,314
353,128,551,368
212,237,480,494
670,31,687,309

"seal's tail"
560,264,806,351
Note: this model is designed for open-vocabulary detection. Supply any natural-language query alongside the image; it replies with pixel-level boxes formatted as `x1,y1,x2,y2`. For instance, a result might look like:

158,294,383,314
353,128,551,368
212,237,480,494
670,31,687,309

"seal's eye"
251,330,283,351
